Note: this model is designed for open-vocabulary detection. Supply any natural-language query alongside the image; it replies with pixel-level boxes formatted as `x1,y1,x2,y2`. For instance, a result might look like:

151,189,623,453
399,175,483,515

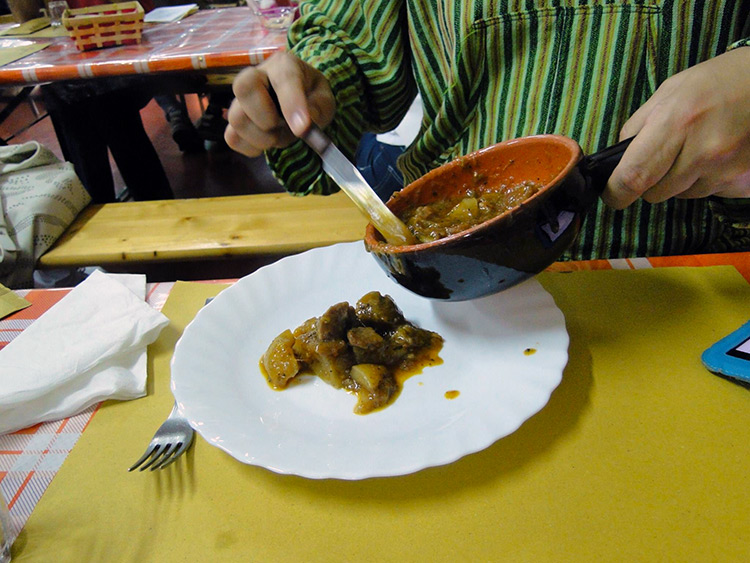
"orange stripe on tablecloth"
147,58,204,74
203,48,279,70
648,253,750,283
13,423,42,435
146,282,161,301
545,259,614,273
8,471,34,509
56,418,70,433
0,451,23,455
2,69,27,83
6,289,70,320
89,63,139,79
18,66,67,84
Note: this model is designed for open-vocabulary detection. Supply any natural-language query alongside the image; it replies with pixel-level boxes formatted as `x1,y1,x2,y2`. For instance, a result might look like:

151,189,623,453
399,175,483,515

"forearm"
267,0,413,195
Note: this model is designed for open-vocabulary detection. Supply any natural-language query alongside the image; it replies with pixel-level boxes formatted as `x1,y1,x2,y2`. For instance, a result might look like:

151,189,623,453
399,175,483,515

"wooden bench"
38,191,369,270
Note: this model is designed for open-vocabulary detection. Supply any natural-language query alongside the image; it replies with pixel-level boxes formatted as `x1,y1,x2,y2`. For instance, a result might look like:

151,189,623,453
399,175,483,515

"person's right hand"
225,52,336,158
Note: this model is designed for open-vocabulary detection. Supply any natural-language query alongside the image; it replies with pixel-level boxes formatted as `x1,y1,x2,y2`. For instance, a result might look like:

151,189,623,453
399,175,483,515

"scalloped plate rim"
171,242,569,480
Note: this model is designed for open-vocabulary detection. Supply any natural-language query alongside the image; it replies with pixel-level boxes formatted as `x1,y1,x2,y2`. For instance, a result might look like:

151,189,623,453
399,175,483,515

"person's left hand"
603,47,750,209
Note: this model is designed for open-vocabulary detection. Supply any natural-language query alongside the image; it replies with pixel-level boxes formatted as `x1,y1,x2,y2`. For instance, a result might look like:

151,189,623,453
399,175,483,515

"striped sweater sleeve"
265,0,415,195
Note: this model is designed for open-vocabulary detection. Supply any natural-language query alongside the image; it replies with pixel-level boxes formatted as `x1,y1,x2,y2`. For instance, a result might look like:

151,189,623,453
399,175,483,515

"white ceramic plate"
171,242,568,479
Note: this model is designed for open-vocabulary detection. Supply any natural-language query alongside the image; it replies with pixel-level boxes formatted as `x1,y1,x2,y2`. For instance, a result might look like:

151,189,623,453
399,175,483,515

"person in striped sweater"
226,1,750,260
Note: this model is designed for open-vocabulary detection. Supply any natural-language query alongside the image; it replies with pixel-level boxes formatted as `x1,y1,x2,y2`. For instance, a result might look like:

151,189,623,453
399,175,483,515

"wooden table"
37,192,369,268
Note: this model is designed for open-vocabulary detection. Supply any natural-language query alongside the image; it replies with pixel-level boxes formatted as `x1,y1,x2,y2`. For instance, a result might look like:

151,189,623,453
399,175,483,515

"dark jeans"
355,133,405,202
42,81,173,204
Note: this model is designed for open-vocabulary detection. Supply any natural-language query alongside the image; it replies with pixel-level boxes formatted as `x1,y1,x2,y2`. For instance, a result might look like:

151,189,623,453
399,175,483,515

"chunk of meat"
355,291,405,330
347,326,386,364
317,302,355,341
384,324,438,366
259,292,443,414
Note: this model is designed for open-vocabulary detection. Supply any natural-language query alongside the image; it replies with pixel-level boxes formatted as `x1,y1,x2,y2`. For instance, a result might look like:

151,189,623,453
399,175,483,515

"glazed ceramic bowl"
364,134,630,301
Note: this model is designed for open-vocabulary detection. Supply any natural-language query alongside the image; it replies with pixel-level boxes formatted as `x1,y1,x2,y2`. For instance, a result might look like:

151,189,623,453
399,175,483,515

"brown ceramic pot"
364,134,631,301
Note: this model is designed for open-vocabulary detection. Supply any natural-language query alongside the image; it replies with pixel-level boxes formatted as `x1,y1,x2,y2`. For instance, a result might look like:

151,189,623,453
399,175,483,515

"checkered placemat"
0,282,175,543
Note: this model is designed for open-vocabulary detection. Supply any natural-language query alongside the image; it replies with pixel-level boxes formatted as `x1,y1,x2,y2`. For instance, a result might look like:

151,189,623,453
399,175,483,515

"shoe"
166,108,204,153
195,107,229,143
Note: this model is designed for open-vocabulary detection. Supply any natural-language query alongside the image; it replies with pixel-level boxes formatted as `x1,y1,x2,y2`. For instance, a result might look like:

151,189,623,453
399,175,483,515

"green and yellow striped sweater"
267,0,750,260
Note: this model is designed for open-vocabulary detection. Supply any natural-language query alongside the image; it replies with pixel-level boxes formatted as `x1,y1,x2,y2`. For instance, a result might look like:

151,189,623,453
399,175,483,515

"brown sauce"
259,292,444,414
398,180,542,243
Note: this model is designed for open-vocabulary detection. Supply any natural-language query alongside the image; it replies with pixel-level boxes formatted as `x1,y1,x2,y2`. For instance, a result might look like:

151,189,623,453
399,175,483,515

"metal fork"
128,403,194,471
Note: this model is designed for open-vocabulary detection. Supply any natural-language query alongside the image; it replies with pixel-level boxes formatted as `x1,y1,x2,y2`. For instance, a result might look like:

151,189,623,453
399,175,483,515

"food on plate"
260,291,443,414
398,179,543,243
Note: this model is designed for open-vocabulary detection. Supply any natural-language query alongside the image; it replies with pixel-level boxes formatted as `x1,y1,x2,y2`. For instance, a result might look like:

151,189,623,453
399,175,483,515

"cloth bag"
0,141,91,288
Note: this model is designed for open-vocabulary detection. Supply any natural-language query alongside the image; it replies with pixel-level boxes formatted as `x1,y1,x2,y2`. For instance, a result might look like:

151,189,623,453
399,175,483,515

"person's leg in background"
94,88,174,202
41,82,174,203
154,93,204,153
355,93,422,202
41,84,118,203
195,89,232,149
355,132,405,202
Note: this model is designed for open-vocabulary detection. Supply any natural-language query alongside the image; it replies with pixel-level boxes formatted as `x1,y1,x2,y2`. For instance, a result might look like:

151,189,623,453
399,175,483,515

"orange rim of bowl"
365,134,584,254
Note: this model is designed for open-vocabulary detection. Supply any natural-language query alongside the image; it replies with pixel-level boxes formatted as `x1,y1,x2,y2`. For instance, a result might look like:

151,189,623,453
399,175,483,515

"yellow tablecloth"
13,267,750,561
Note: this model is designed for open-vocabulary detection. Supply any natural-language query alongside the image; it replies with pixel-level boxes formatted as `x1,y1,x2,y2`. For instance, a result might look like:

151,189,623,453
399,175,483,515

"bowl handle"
581,136,634,194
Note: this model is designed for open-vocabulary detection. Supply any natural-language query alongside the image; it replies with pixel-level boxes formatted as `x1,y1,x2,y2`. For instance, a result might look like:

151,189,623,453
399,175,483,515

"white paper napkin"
0,270,169,435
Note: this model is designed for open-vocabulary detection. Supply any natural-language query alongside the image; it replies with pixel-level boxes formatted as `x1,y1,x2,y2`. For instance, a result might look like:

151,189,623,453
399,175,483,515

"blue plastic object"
701,320,750,383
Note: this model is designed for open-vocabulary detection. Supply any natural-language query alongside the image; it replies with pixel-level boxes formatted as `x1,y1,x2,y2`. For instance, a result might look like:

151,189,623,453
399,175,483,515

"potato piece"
445,197,478,222
310,339,353,388
262,330,300,389
350,364,388,393
353,369,399,414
